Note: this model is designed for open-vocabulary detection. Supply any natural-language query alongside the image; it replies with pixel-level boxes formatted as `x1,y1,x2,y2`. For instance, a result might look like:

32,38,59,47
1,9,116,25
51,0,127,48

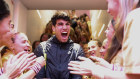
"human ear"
52,26,55,32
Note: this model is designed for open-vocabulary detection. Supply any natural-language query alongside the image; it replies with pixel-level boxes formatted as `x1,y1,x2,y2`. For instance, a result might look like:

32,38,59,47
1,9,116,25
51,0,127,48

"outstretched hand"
36,56,46,67
68,56,110,78
89,56,112,69
68,56,96,76
3,51,36,78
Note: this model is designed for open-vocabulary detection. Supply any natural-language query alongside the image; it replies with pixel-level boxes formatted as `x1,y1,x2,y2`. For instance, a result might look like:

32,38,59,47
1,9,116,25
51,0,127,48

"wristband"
29,62,42,74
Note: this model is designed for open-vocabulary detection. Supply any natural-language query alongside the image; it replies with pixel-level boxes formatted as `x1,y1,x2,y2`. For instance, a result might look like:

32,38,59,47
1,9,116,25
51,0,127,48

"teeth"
62,32,67,33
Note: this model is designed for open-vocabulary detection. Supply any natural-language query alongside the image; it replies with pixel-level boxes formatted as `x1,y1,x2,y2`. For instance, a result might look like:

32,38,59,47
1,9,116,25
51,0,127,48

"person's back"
121,7,140,73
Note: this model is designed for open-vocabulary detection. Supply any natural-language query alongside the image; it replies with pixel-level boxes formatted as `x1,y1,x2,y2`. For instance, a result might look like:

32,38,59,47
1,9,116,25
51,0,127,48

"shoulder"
40,41,47,46
126,8,140,21
73,43,83,52
125,8,140,32
40,39,52,46
73,43,81,48
130,8,140,15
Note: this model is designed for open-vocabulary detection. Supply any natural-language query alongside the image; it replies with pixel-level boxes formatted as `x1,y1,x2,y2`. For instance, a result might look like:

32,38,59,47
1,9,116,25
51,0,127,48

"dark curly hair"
0,0,10,21
32,40,40,51
40,33,52,42
51,12,70,26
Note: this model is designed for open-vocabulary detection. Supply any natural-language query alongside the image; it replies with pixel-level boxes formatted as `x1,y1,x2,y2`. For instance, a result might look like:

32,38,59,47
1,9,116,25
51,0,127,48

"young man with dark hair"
34,11,84,79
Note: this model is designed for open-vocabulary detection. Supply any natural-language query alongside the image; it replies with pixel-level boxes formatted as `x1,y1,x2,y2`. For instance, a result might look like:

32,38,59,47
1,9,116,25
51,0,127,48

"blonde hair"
115,0,138,44
11,32,32,53
105,0,139,62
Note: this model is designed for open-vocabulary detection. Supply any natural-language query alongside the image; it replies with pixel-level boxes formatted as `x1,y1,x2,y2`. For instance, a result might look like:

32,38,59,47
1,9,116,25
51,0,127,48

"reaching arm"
1,52,35,78
19,56,46,79
68,56,140,79
33,45,46,78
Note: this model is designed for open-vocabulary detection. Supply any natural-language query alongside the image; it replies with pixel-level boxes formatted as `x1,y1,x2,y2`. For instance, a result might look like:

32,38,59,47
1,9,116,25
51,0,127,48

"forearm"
91,65,127,79
104,69,127,79
105,72,140,79
20,58,45,79
105,64,123,71
19,70,36,79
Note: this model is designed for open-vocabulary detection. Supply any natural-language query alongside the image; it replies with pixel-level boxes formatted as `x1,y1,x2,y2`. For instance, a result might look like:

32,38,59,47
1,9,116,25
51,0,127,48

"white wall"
13,0,27,34
90,10,112,42
27,10,111,44
27,10,56,44
17,1,27,34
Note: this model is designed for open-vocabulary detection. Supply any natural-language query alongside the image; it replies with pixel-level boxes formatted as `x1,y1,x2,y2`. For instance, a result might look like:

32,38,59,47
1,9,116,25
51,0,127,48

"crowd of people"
68,0,140,79
39,10,92,47
1,0,140,79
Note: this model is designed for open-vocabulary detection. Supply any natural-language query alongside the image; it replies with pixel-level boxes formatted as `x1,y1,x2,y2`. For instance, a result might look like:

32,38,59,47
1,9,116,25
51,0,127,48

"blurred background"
5,0,112,44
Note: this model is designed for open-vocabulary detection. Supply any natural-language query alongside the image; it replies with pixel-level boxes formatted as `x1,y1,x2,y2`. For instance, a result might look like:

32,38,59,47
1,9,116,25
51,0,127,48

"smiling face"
100,39,108,58
52,19,70,43
87,41,100,57
12,33,31,54
106,0,120,19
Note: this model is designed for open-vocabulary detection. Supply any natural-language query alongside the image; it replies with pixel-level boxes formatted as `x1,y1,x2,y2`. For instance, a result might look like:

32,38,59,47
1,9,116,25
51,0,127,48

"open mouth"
90,52,95,56
89,51,96,56
61,32,68,37
24,49,31,53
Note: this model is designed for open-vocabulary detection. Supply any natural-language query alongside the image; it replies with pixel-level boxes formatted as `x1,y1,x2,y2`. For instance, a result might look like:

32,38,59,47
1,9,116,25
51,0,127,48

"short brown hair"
51,11,70,26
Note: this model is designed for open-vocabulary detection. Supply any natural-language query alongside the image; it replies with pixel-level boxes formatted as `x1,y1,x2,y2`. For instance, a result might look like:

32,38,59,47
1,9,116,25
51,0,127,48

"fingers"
18,57,34,71
68,62,81,68
12,51,25,62
68,67,86,73
28,55,36,62
36,56,46,67
78,56,88,61
36,56,45,62
68,67,80,71
3,52,36,79
20,59,35,73
89,56,102,62
70,70,90,75
14,51,25,58
7,55,13,65
16,53,35,64
15,53,36,71
15,54,28,71
28,59,36,66
15,54,28,65
69,61,80,66
25,53,35,58
11,73,21,79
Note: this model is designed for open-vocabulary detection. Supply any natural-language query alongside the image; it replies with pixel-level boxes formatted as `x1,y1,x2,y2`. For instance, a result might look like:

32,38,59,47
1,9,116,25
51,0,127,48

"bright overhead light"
98,10,102,19
98,24,105,37
37,10,42,19
94,31,97,37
